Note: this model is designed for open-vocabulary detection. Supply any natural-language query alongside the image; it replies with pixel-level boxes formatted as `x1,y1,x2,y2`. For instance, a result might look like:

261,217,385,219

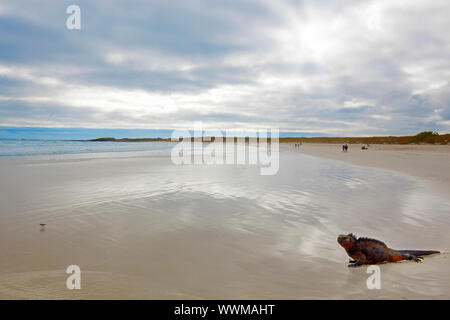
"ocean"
0,139,173,157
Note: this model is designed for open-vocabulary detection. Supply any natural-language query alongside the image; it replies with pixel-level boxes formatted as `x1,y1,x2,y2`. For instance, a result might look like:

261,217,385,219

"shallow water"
0,149,449,299
0,139,173,157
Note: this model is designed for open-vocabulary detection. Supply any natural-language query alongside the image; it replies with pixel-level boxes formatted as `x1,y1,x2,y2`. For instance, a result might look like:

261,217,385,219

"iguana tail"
397,250,440,256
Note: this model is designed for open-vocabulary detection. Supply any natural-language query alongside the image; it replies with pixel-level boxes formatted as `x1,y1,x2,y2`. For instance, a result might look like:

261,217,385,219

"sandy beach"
0,145,449,299
284,143,450,197
2,0,450,307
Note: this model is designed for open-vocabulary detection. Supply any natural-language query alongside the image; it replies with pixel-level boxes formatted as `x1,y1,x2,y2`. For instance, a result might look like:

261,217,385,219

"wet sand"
0,148,449,299
285,143,450,197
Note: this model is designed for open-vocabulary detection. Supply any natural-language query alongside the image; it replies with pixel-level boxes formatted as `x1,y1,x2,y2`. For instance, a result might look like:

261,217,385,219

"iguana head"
337,233,357,251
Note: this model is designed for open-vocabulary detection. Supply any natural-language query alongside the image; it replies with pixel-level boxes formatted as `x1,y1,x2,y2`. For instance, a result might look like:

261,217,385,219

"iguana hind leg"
391,253,423,263
408,254,423,263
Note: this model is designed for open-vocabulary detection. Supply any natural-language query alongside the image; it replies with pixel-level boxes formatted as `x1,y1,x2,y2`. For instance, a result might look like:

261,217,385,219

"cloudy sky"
0,0,449,136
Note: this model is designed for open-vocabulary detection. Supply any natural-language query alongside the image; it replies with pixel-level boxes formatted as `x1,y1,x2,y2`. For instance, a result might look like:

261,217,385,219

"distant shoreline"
80,131,450,145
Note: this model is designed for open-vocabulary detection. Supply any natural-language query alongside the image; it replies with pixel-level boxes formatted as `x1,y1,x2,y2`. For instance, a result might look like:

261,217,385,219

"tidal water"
0,139,173,157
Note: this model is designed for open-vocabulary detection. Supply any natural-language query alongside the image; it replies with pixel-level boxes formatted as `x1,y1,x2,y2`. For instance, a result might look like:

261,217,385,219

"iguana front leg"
348,253,366,267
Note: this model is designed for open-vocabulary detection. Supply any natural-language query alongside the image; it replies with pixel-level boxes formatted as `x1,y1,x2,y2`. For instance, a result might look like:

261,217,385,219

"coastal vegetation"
280,131,449,144
90,131,450,145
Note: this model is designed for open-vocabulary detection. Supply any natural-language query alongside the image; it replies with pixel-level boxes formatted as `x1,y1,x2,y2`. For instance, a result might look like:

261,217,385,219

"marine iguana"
337,233,439,267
